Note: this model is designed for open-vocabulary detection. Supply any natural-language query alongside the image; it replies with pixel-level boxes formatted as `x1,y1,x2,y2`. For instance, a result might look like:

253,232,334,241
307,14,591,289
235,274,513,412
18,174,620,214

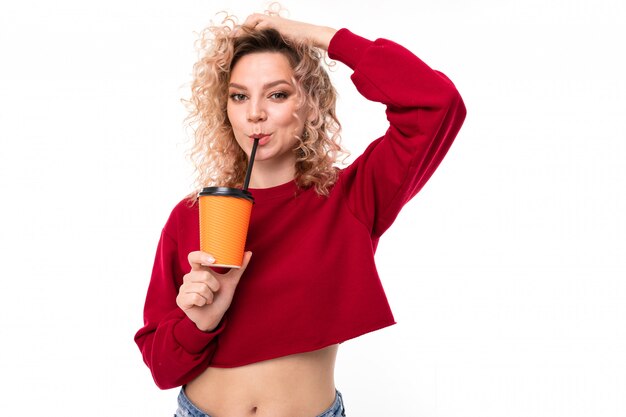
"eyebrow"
228,79,292,90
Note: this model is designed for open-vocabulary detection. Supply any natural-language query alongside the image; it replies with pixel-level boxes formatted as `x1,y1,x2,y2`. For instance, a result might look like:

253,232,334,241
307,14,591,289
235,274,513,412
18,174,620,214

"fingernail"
206,256,215,264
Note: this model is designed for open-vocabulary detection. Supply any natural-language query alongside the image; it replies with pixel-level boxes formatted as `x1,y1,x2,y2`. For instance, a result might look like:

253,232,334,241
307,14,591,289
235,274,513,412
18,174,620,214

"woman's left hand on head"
240,14,336,50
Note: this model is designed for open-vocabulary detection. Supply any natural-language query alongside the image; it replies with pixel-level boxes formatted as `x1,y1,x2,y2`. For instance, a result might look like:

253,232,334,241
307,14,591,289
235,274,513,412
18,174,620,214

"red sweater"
135,28,466,389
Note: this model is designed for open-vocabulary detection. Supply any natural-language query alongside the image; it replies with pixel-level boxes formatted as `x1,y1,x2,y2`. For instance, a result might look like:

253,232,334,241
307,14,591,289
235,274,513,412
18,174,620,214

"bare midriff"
184,344,339,417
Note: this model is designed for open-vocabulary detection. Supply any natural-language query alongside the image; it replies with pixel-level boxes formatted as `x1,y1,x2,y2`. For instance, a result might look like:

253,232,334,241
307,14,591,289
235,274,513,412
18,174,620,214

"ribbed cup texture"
199,195,253,268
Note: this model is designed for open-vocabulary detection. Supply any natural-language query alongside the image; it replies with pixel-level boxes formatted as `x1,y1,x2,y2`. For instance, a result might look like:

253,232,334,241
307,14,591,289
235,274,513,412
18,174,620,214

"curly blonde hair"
183,10,346,204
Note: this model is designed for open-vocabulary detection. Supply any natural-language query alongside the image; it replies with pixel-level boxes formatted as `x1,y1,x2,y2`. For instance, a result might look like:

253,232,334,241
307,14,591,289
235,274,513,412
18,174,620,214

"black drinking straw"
242,138,260,191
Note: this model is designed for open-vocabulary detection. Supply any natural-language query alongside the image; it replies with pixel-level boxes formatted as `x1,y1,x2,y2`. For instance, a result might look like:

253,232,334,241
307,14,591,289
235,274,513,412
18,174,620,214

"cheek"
226,106,237,126
225,109,244,146
272,107,304,129
227,102,249,123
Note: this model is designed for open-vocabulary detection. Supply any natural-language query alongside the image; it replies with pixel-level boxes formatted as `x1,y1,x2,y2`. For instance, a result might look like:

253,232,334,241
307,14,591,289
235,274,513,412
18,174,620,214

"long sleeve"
134,226,226,390
328,29,467,238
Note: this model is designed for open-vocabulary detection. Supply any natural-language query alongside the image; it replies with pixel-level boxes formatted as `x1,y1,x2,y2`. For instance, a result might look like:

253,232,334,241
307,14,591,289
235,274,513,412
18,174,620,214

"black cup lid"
198,187,254,202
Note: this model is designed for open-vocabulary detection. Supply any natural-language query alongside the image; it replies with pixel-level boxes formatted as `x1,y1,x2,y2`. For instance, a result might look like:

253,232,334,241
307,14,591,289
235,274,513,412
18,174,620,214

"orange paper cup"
198,187,254,268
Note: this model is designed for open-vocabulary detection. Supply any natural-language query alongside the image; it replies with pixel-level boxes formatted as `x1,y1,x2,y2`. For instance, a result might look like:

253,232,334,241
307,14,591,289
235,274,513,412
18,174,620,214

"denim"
174,387,346,417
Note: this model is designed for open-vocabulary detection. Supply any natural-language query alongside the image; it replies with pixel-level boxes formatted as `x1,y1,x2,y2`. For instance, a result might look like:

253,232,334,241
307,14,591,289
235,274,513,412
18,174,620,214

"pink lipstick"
250,133,271,145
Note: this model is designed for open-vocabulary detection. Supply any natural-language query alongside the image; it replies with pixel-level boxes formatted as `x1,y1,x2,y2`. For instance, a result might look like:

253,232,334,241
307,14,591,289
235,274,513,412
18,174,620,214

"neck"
248,159,296,189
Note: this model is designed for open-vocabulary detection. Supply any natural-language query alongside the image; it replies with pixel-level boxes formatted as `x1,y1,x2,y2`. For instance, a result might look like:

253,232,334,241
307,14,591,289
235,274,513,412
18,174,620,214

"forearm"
308,24,337,50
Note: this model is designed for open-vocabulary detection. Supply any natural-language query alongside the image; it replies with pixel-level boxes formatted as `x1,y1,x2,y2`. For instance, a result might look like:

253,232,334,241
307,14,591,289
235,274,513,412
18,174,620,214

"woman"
135,9,466,417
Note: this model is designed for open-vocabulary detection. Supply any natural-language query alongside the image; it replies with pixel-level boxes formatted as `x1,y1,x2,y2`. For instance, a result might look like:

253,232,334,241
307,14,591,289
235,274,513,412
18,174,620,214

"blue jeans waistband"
175,387,346,417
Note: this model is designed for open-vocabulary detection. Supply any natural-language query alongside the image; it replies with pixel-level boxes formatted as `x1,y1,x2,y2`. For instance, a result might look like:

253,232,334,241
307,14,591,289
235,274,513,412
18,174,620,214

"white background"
1,0,624,415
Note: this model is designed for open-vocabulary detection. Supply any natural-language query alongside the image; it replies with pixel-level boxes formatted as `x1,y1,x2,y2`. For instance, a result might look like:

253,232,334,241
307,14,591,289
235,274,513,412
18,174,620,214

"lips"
249,133,271,145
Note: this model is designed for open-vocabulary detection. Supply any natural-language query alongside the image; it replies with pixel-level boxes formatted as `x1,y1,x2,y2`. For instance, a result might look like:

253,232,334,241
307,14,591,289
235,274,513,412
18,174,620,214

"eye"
229,93,247,102
269,91,289,100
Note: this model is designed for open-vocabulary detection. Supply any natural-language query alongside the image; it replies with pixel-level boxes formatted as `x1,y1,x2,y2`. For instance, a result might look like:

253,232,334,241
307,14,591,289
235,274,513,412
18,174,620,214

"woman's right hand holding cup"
176,251,253,332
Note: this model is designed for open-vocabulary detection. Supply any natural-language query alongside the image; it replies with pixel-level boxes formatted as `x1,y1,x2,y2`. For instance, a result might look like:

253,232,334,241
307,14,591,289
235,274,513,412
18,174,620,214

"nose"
247,99,267,122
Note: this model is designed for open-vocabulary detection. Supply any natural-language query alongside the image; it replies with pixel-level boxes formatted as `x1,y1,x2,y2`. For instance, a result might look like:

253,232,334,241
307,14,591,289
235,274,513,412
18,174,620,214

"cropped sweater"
134,28,466,389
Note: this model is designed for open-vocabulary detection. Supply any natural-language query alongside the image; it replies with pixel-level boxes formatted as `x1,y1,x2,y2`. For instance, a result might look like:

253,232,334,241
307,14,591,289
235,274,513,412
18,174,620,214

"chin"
251,149,272,161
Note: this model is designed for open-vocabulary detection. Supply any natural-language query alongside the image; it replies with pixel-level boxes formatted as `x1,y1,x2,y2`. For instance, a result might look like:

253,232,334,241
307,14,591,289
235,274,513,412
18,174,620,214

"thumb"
239,251,253,272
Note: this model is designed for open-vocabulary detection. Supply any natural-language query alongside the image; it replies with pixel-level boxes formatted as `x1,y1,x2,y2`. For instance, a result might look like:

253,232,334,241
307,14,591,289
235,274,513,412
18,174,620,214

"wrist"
197,315,224,332
313,26,337,50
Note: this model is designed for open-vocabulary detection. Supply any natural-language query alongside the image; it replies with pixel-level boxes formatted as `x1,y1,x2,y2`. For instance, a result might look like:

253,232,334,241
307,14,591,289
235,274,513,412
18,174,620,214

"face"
227,52,310,168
